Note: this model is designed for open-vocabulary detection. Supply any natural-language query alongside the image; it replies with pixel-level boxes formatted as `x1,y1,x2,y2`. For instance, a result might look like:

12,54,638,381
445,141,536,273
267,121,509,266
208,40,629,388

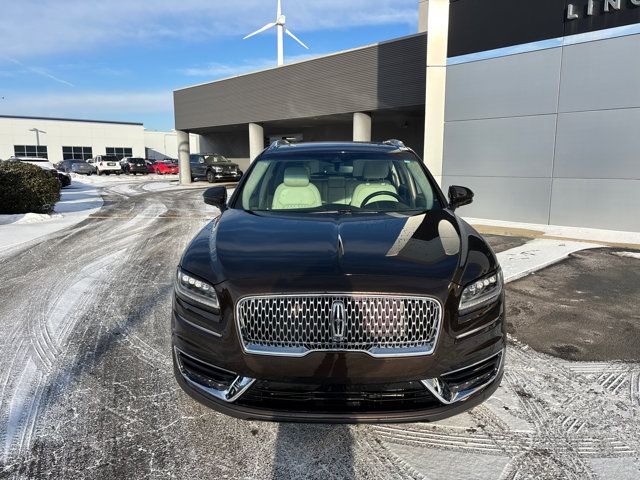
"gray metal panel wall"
445,48,562,120
443,115,557,178
174,34,427,131
443,32,640,232
559,34,640,112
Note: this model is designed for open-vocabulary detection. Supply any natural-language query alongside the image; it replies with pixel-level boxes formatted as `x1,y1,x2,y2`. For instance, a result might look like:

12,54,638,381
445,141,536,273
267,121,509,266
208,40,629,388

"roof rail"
269,139,291,149
382,139,406,149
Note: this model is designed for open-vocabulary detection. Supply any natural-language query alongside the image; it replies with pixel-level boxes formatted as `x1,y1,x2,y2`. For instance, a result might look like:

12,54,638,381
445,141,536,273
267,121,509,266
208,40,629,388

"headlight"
175,269,219,310
459,271,503,314
214,166,223,173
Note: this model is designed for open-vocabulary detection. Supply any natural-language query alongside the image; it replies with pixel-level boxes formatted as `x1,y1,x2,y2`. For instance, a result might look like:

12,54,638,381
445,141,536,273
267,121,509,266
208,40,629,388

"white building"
0,115,208,163
143,130,212,161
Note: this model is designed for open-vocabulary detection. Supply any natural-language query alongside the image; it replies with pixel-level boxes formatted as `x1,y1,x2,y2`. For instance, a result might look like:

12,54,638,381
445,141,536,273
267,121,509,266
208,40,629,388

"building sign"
449,0,640,58
567,0,640,20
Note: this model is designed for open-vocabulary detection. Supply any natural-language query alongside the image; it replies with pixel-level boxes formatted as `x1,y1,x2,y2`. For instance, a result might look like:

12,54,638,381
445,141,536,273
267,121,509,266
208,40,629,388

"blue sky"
0,0,418,131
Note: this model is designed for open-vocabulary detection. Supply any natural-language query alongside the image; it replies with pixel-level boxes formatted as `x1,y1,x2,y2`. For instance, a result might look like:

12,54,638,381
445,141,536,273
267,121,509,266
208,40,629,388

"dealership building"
0,115,209,163
173,0,640,232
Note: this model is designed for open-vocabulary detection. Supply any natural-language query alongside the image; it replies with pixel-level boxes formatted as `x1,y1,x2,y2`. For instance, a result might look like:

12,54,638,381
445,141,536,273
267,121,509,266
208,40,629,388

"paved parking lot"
0,178,638,479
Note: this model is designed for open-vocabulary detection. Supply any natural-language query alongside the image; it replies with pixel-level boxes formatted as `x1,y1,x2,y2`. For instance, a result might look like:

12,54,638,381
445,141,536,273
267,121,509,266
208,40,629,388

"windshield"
130,158,145,164
102,156,119,162
233,151,443,213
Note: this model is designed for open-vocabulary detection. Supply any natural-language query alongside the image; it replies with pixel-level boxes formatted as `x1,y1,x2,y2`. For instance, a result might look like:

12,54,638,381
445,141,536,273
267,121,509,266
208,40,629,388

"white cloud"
0,91,173,118
0,1,418,59
1,56,74,87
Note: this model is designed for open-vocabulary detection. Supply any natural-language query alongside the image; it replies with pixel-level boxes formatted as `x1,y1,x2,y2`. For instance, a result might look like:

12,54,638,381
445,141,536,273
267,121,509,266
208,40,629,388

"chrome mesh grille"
236,294,441,357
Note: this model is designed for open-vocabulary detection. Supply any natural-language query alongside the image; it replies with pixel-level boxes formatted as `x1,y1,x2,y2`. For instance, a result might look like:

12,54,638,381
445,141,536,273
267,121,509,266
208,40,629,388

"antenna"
243,0,309,66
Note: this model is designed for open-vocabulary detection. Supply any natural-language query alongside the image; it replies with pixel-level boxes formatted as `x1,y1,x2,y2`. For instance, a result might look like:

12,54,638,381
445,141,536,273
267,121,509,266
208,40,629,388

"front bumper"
172,283,506,422
213,171,242,181
173,346,504,423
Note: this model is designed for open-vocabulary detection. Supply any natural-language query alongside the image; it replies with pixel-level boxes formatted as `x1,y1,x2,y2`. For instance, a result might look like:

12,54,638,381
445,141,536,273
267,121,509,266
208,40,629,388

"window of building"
106,147,133,159
14,145,48,158
62,146,93,160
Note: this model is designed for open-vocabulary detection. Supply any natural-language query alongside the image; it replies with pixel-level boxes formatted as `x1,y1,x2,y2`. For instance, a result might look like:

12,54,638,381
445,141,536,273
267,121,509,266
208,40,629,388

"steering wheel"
361,191,404,207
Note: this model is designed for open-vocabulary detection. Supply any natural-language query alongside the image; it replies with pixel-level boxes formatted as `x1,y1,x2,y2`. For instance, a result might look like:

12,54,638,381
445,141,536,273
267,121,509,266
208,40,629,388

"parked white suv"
88,155,122,175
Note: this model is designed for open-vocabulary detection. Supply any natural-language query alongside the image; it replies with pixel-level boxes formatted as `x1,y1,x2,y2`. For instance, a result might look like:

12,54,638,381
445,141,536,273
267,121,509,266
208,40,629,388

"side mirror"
203,186,227,210
448,185,474,210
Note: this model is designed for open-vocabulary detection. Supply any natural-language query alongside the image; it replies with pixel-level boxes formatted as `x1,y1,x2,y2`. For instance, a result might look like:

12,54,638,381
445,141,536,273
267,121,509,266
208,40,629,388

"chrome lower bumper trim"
421,349,505,405
175,348,255,403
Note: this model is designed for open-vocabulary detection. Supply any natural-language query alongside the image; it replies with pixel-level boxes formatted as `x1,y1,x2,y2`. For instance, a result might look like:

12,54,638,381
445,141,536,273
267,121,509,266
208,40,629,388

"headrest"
283,167,310,187
363,162,390,180
328,177,346,187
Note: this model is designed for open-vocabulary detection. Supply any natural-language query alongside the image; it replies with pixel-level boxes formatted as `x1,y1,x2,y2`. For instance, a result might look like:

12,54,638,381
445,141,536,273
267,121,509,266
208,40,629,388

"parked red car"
148,159,179,175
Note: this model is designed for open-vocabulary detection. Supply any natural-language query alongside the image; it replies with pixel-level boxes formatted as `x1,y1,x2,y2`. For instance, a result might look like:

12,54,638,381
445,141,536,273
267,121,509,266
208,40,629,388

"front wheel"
155,169,161,175
206,170,216,183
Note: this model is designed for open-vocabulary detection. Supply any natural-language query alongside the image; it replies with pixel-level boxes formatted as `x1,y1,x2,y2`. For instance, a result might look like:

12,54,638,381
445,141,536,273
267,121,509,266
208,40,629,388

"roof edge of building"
174,31,428,93
0,114,144,126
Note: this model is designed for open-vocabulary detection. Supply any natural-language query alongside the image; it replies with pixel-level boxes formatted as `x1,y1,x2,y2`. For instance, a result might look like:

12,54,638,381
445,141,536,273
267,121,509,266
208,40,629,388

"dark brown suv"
172,140,505,423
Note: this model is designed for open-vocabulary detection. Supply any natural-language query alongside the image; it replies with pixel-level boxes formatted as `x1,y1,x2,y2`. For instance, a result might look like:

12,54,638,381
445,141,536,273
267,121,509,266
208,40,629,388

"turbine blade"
243,22,276,40
285,28,309,49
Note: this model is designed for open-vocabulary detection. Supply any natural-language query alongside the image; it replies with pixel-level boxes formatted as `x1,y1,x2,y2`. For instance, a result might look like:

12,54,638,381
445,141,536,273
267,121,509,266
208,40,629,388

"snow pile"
0,212,62,225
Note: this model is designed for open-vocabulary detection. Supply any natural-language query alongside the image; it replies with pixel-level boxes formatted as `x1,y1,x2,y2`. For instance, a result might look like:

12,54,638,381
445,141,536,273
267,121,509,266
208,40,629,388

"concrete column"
249,123,265,162
418,0,428,33
177,130,191,185
353,112,372,142
423,0,450,186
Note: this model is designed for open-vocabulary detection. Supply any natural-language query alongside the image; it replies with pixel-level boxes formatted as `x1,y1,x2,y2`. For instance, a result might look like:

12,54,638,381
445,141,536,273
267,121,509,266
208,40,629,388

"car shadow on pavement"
272,423,355,480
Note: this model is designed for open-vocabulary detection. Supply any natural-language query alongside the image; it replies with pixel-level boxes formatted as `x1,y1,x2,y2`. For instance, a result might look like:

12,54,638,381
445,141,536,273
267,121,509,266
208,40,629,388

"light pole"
29,128,46,147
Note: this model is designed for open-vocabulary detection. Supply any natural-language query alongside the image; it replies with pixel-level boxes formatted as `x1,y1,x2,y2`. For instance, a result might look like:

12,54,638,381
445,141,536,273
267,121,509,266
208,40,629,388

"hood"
180,209,499,288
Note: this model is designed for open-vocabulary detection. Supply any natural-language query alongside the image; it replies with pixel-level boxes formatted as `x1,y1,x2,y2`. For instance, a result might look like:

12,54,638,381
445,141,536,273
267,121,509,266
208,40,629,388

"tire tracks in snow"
0,183,208,466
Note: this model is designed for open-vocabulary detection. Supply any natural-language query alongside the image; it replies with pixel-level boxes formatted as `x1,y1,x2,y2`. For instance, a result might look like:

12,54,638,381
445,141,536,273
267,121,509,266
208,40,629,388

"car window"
233,151,442,213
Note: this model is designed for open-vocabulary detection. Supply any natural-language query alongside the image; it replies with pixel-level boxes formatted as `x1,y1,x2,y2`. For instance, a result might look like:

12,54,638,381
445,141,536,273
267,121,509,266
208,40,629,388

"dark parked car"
56,159,95,175
172,140,505,423
121,157,148,175
189,154,242,183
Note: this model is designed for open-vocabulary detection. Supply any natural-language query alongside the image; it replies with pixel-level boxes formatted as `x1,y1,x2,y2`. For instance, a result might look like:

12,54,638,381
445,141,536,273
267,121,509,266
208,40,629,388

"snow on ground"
0,179,102,253
0,213,62,226
467,216,640,246
0,183,638,478
497,238,598,283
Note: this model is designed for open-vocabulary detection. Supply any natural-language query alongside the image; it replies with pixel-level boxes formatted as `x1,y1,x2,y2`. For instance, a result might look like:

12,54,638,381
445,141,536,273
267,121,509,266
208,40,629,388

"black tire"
206,170,215,183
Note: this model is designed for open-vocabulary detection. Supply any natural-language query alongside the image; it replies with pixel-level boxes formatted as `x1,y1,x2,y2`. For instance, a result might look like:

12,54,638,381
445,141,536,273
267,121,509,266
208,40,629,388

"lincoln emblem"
330,300,346,341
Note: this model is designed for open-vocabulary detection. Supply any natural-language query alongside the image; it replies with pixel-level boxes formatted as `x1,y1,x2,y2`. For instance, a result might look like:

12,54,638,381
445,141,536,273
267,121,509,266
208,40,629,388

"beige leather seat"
272,167,322,210
350,162,397,207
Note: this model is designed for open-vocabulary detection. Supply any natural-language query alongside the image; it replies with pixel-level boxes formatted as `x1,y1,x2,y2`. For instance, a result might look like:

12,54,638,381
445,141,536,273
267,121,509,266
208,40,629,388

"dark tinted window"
106,147,133,159
62,146,92,160
14,145,48,159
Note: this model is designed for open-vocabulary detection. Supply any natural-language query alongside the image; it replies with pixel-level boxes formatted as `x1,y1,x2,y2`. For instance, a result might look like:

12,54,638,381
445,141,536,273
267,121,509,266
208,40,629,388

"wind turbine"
243,0,309,66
